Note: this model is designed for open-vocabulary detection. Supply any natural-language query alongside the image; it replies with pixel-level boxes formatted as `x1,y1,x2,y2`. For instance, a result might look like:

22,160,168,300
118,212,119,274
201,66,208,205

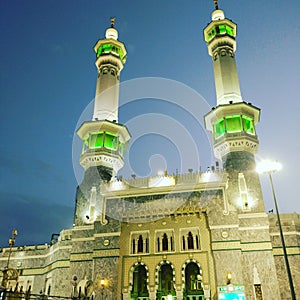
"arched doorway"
184,262,204,300
131,264,149,299
157,263,176,300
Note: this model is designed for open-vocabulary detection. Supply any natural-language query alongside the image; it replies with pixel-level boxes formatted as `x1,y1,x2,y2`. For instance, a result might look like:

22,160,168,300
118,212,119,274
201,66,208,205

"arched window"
138,235,143,253
158,264,175,297
188,232,194,249
162,233,168,251
182,236,186,250
185,262,204,296
131,232,149,254
156,230,174,252
131,265,149,299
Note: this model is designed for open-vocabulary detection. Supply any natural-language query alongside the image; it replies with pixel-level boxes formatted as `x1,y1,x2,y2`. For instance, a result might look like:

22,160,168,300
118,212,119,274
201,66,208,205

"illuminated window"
205,25,234,43
242,115,255,134
219,25,226,34
89,133,104,148
214,118,225,138
226,115,242,133
104,133,118,150
96,43,125,62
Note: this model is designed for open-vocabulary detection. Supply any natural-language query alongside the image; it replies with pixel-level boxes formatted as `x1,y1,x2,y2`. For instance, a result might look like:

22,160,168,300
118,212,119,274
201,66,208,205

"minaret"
204,2,260,174
203,5,281,299
204,0,242,105
74,19,130,225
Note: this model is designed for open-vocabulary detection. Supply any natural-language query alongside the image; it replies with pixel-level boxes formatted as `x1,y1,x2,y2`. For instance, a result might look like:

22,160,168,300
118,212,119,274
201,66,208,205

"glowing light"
256,159,282,174
157,170,164,176
149,176,175,187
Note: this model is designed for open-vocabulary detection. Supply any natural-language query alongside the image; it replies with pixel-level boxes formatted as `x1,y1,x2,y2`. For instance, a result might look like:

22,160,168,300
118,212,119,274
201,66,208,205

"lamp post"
257,160,296,300
99,278,106,300
1,229,18,289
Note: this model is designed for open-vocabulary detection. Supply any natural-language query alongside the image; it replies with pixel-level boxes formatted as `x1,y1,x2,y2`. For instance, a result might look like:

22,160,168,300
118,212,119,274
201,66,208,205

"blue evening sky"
1,0,299,246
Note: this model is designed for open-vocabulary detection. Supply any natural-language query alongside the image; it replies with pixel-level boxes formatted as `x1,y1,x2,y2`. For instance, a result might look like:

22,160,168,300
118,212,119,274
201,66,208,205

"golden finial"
110,17,115,28
213,0,219,10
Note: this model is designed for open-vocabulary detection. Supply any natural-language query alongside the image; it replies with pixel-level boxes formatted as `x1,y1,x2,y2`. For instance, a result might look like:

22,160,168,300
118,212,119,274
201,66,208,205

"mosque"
0,2,299,300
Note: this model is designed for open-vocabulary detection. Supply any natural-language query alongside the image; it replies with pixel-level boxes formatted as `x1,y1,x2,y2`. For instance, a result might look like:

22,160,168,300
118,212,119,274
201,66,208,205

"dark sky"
1,0,299,247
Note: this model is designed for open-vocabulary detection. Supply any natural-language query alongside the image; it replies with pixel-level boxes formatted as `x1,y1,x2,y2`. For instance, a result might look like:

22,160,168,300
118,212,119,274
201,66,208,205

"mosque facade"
1,3,299,300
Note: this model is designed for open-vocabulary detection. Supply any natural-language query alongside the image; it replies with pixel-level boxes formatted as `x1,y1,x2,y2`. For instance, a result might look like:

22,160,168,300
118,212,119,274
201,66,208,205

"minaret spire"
213,0,219,10
204,3,242,105
110,17,115,28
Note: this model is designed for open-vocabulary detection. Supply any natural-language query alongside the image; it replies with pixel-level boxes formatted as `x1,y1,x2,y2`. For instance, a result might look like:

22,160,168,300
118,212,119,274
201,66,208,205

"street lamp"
1,229,18,288
257,160,296,300
98,278,107,300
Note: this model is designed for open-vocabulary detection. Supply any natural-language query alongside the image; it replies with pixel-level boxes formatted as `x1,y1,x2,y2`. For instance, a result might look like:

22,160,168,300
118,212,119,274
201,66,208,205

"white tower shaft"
92,25,127,122
204,9,242,105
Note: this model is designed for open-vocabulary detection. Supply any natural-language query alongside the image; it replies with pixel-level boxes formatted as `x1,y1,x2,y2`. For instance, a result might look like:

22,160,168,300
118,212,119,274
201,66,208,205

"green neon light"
104,132,118,150
89,133,104,148
214,115,255,138
206,25,234,42
242,116,255,134
226,115,242,133
214,118,225,137
96,43,126,63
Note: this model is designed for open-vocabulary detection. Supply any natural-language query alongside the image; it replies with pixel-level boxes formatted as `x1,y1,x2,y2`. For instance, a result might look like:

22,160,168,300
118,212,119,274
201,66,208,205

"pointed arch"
129,262,149,292
181,259,203,290
155,260,176,298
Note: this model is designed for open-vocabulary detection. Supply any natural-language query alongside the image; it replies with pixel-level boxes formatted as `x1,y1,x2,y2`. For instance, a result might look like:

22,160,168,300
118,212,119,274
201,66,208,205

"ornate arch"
181,259,202,289
155,260,176,289
128,261,149,292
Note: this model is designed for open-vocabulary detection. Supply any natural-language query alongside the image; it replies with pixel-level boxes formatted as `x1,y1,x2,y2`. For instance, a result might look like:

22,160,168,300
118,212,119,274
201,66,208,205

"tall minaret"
204,0,242,105
204,2,260,174
203,5,281,299
74,19,130,225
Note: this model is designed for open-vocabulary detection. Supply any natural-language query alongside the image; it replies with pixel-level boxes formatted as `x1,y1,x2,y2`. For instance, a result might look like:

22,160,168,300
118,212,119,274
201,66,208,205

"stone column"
176,290,183,300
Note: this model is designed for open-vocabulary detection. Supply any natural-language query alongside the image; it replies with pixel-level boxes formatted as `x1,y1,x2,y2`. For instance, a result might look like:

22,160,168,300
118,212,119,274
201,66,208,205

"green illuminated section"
104,132,118,150
90,133,104,148
214,115,255,138
242,116,255,134
96,43,126,63
226,115,242,133
214,118,225,138
86,132,120,152
205,24,235,42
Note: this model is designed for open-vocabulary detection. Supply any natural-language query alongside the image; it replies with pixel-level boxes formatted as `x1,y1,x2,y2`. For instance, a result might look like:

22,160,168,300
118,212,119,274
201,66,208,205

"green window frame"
242,116,255,134
104,132,118,150
214,118,226,138
226,115,242,133
96,43,125,62
89,133,104,148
